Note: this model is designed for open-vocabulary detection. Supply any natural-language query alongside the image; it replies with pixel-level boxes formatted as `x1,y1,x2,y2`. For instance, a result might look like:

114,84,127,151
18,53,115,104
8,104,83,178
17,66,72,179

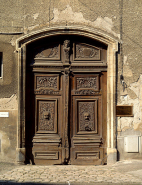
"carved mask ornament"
84,112,90,121
44,111,50,120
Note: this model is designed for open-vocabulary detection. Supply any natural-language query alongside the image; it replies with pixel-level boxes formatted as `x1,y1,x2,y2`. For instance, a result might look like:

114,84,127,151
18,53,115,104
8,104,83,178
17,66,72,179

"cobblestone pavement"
0,160,142,184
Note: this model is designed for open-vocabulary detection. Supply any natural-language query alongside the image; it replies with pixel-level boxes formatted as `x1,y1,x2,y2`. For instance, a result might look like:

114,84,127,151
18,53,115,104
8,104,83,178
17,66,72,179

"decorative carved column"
62,68,70,163
62,40,70,163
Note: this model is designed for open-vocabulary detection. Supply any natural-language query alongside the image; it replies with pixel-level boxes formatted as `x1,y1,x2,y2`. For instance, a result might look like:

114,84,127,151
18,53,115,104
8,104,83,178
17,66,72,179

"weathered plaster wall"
0,95,18,162
117,75,142,160
116,1,142,160
0,0,142,162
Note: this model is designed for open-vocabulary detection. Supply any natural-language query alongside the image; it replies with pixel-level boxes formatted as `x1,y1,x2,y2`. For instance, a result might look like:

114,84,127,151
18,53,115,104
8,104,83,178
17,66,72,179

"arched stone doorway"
16,27,118,165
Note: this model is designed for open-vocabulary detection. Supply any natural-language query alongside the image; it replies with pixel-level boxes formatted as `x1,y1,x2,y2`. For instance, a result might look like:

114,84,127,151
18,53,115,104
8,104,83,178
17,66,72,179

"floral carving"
78,102,95,131
35,45,59,58
38,101,55,131
76,44,100,59
36,76,58,90
76,77,97,90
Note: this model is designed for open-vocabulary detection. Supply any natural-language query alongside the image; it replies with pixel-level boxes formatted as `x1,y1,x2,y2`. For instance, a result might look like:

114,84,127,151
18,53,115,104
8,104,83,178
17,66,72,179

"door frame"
16,26,118,164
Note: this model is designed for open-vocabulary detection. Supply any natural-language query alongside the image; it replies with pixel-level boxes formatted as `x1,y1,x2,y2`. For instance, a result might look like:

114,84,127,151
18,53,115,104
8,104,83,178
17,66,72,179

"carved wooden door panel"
25,39,65,165
70,72,107,165
30,39,71,165
32,73,63,165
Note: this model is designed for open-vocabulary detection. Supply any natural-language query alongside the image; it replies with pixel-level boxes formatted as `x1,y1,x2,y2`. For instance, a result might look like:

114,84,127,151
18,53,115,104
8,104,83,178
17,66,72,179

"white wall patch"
0,112,9,117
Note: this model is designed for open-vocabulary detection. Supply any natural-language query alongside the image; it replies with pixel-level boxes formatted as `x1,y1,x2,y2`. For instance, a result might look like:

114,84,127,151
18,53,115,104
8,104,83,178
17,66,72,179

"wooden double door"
25,36,107,165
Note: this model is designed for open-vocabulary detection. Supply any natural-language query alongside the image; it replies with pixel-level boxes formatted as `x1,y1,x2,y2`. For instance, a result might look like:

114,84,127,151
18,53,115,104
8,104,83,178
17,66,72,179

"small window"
0,52,2,78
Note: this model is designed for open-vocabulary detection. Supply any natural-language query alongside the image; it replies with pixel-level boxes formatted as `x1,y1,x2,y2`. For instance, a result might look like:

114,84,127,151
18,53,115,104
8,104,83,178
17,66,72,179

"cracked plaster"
33,13,39,20
51,5,120,38
119,75,142,133
0,94,18,110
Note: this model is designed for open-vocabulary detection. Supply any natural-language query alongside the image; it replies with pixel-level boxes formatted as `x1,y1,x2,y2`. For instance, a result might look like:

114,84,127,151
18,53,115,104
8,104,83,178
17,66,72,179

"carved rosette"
63,40,70,64
78,102,95,131
38,101,55,131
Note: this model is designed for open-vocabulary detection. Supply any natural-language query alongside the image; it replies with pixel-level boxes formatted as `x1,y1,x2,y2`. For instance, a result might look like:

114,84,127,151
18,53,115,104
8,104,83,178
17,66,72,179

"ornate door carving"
25,36,107,165
70,73,106,165
32,73,62,164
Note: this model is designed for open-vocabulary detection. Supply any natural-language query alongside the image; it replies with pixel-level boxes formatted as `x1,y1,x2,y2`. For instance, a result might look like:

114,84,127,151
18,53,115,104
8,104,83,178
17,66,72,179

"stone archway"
16,27,118,165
